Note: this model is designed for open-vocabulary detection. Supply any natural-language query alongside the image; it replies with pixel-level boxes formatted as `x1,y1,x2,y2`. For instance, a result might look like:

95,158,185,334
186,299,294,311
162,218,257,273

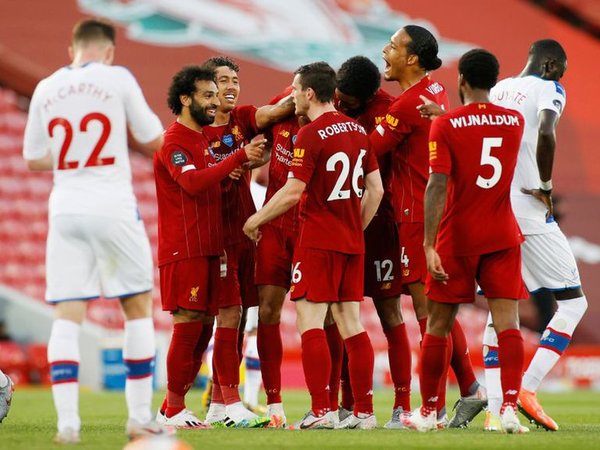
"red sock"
418,318,427,338
450,320,478,397
213,327,241,405
237,324,245,366
188,323,213,392
437,333,452,414
166,321,202,417
345,332,374,415
301,328,331,415
325,323,343,411
384,323,411,411
160,397,168,415
497,329,524,405
419,333,449,411
257,322,283,404
211,365,224,404
340,350,354,410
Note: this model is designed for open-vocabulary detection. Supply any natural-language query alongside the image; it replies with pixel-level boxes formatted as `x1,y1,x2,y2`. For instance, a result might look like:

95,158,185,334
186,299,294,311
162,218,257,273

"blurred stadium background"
0,0,599,394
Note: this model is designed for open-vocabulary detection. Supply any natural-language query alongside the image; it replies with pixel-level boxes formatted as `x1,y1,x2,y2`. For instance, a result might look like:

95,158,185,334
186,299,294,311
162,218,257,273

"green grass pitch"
2,387,600,449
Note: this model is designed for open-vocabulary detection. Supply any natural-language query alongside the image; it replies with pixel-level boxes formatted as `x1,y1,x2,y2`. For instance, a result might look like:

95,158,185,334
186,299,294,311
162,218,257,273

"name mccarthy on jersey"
42,82,114,112
449,113,520,129
316,120,366,140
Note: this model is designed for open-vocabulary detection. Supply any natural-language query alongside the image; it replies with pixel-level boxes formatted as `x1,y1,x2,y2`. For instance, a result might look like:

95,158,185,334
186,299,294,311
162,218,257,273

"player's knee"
120,292,152,320
548,296,587,337
217,305,242,328
558,295,588,319
258,302,281,324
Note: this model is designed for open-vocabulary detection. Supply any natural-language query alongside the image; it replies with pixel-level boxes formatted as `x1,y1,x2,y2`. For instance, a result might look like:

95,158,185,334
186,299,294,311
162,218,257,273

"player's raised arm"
254,93,295,130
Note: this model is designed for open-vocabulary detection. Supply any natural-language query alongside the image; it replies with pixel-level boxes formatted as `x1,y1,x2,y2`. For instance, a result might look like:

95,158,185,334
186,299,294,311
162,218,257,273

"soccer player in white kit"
23,19,166,443
483,39,587,431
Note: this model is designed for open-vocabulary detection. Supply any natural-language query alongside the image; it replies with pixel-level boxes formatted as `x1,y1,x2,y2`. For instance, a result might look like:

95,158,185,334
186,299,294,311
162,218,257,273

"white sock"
522,296,587,391
0,370,8,388
482,313,502,417
123,318,155,424
243,335,261,407
48,319,81,433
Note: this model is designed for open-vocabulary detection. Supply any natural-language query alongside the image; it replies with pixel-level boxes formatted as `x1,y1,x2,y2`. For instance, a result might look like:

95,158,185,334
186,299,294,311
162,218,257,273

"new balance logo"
427,396,439,402
505,390,518,396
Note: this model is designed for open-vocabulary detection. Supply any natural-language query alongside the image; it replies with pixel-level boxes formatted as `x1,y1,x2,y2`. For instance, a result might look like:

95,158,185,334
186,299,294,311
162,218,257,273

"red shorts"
425,246,528,304
219,240,258,308
159,256,220,315
255,224,297,289
398,222,427,292
290,247,364,303
364,215,403,299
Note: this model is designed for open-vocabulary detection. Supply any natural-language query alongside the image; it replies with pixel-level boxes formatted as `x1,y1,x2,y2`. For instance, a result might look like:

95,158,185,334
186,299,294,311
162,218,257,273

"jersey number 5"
49,112,114,170
476,137,503,189
326,149,366,201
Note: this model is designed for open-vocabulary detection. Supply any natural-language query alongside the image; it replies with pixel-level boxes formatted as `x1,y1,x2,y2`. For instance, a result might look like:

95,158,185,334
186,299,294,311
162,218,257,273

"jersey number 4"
326,149,366,201
476,137,503,189
49,112,114,170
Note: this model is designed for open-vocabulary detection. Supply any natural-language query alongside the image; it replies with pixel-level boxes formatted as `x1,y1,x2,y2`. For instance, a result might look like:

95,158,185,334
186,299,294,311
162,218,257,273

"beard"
190,99,215,126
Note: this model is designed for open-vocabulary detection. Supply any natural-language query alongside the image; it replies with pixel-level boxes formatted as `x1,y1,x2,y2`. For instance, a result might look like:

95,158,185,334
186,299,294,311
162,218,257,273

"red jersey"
354,89,394,221
154,121,223,265
263,116,301,233
429,102,525,256
203,105,259,245
290,111,378,254
370,76,449,223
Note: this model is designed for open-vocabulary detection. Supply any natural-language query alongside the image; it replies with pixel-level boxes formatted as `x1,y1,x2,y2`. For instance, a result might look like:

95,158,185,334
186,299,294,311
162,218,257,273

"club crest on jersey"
231,125,244,142
189,286,200,302
222,134,234,147
171,150,188,166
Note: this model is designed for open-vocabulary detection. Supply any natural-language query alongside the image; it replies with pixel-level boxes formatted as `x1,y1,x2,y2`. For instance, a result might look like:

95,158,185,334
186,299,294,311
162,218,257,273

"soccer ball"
123,436,192,450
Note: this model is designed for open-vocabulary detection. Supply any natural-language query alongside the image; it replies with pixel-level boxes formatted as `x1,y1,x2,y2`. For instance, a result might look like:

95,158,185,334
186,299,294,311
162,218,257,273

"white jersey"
23,62,163,220
491,75,566,235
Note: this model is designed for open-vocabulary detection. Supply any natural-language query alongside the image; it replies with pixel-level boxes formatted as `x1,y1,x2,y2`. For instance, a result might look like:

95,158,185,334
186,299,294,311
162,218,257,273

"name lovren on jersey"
448,113,520,129
316,121,367,140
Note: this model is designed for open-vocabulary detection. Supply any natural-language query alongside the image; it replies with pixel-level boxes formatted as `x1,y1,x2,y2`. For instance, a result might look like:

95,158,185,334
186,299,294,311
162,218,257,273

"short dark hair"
202,55,240,73
404,25,442,71
167,65,216,115
528,39,567,63
294,61,336,103
72,18,116,46
336,56,381,102
458,49,499,90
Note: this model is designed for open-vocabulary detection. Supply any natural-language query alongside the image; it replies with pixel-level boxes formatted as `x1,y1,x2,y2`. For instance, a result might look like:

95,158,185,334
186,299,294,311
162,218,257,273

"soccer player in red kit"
372,25,485,427
254,88,305,427
402,49,528,434
244,61,384,430
154,65,264,427
200,56,294,427
332,56,412,427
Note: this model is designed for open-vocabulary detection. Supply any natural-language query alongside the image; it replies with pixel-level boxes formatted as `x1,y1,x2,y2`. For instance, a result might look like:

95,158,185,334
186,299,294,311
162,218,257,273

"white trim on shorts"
521,224,581,293
45,215,153,302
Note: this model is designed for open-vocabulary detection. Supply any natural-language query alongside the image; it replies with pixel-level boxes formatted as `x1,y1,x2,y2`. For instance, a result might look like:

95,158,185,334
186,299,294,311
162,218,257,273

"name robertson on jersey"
317,121,366,140
449,113,520,129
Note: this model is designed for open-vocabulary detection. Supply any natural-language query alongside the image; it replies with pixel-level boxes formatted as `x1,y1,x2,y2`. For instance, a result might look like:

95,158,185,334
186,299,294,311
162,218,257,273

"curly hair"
167,65,216,115
458,49,499,90
336,56,381,102
202,55,240,73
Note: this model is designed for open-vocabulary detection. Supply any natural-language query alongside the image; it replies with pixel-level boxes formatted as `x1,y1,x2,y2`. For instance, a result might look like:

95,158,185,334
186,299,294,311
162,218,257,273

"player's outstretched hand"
521,187,554,219
417,95,445,120
244,135,267,162
425,246,449,283
243,214,262,243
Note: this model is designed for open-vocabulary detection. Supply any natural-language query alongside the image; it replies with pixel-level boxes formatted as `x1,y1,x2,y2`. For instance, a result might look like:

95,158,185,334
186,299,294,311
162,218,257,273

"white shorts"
46,215,153,302
244,306,259,332
521,226,581,293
